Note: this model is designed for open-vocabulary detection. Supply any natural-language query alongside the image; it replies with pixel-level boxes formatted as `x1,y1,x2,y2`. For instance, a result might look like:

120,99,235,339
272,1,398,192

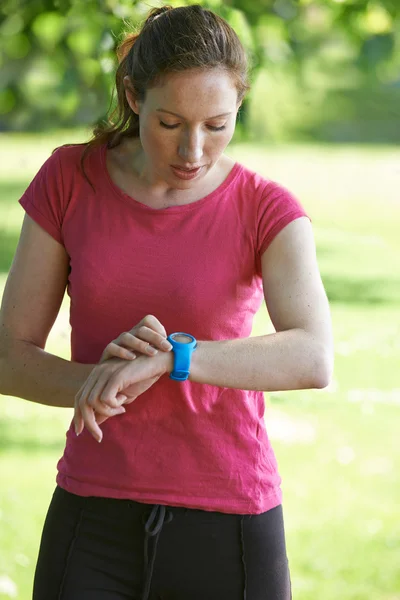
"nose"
178,127,203,164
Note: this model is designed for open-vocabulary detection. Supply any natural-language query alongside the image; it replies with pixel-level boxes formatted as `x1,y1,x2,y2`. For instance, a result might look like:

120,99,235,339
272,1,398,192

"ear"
123,76,140,115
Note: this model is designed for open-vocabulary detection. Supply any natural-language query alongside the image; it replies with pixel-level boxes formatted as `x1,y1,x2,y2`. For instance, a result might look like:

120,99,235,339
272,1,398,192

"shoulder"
32,143,89,188
50,142,97,170
227,160,309,265
48,142,105,193
228,159,304,214
19,142,102,216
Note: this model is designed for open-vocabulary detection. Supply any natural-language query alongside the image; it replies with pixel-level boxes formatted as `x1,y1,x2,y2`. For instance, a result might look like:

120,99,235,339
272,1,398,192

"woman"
0,4,333,599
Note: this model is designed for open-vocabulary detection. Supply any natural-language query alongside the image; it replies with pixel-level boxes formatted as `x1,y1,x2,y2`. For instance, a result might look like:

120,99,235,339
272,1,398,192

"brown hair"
57,4,250,190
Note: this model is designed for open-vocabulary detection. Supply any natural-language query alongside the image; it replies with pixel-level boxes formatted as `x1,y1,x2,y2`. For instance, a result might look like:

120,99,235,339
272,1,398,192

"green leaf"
31,12,65,50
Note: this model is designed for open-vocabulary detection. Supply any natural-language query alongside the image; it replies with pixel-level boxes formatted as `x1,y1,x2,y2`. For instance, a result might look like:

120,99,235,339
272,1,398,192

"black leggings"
33,486,291,600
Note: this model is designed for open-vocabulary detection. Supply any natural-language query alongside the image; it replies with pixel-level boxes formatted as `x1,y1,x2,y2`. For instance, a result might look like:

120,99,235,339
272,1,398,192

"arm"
187,217,333,391
74,217,333,437
96,217,333,409
0,215,94,407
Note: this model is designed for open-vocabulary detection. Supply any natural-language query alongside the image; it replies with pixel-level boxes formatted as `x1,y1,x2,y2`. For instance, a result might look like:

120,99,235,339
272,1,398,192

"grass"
0,132,399,599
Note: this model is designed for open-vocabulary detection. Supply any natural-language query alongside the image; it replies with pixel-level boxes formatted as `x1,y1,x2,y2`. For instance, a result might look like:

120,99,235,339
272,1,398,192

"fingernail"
162,341,173,350
148,346,158,354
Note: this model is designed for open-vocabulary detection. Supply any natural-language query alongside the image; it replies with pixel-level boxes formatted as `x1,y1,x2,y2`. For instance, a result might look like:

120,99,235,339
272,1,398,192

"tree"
1,0,399,141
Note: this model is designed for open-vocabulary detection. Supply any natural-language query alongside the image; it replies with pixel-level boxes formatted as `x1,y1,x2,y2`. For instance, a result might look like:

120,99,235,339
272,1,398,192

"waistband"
54,487,248,599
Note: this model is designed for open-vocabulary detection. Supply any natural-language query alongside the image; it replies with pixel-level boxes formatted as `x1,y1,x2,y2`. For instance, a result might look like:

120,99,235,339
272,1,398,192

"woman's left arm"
187,217,334,391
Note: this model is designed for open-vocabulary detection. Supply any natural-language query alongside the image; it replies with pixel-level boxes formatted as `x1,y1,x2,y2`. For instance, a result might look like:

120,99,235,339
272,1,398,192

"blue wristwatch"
167,332,197,381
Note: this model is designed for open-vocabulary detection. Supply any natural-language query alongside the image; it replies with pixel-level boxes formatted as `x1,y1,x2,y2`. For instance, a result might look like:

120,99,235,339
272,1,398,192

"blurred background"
0,0,399,598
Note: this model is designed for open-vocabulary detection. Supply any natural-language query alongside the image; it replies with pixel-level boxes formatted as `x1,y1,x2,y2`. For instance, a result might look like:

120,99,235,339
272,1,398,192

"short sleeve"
19,149,66,245
256,182,310,258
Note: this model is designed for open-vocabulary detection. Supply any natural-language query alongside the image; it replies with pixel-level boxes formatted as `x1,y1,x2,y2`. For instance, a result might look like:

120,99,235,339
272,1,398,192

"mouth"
171,165,203,172
170,165,204,180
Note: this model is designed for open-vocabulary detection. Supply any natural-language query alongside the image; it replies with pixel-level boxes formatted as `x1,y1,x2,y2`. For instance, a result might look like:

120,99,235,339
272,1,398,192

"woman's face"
124,68,241,189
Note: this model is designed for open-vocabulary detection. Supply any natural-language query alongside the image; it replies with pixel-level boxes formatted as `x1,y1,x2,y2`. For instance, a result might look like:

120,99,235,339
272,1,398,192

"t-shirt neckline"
100,142,242,213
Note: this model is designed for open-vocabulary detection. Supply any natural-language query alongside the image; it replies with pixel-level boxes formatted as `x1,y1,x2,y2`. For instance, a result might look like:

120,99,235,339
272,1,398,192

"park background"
0,0,399,598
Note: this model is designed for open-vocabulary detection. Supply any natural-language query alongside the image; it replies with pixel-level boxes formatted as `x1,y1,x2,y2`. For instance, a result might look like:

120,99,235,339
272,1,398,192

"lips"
171,165,202,172
171,165,203,180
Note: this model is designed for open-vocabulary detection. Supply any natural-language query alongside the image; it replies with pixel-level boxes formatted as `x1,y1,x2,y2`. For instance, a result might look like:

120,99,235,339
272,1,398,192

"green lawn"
0,133,399,599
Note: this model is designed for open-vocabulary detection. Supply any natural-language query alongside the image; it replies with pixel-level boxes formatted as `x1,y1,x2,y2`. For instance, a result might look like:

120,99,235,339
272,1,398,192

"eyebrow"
156,109,232,120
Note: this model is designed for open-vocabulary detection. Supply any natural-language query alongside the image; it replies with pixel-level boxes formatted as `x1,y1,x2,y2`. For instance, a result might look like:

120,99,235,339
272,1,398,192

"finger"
101,343,136,363
74,399,84,436
85,374,128,415
74,380,84,434
95,404,126,424
92,393,127,424
92,384,127,410
76,368,109,441
139,327,172,353
86,369,119,411
79,398,103,442
141,314,168,338
95,413,109,426
136,323,172,352
74,379,93,436
113,331,156,356
91,392,127,417
99,369,138,407
74,369,101,431
126,327,172,354
90,400,122,417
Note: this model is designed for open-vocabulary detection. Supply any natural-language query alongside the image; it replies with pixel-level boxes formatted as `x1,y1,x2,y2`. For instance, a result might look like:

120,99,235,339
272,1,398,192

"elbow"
0,332,19,395
0,355,9,395
312,345,334,389
0,339,9,395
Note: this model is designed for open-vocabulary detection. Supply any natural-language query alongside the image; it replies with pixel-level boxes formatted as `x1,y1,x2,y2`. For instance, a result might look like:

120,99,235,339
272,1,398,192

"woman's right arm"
0,214,94,408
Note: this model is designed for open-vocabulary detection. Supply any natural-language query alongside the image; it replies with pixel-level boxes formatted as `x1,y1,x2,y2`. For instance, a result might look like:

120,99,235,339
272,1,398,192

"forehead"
145,68,238,117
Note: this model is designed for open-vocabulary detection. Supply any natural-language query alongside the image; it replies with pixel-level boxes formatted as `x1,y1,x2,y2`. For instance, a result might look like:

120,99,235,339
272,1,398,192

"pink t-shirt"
19,142,308,515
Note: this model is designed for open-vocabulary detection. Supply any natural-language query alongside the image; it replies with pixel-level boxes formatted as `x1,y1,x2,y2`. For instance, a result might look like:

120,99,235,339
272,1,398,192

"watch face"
170,333,193,344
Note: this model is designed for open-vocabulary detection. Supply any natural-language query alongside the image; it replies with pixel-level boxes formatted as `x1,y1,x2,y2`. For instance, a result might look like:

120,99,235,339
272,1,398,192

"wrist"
159,349,174,375
187,340,200,380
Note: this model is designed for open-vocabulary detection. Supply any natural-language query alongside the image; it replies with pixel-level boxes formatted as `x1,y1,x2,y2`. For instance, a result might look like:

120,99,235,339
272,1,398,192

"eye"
159,120,226,131
159,121,179,129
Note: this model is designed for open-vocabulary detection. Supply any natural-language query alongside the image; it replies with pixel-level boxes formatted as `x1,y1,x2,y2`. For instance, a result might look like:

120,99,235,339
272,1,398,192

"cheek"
140,128,178,172
209,130,234,154
140,124,158,152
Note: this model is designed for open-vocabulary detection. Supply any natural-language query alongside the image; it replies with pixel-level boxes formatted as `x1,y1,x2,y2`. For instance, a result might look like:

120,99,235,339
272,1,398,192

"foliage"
0,1,399,139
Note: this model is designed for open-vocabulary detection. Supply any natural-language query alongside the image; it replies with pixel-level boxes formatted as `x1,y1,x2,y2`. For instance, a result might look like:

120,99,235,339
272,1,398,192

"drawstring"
141,504,174,600
140,505,247,600
240,515,247,600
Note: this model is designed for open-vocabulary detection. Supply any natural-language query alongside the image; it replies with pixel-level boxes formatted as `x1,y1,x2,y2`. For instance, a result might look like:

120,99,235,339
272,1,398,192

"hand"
74,352,172,442
74,358,129,441
99,315,172,363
